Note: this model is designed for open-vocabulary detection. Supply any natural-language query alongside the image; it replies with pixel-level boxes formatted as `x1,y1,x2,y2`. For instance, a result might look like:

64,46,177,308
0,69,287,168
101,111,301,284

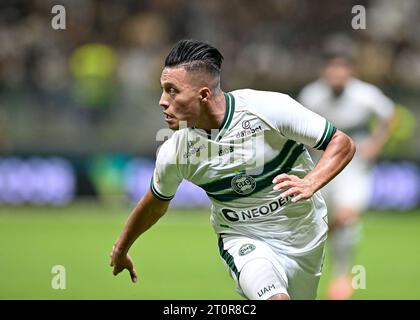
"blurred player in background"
299,53,395,300
110,40,356,300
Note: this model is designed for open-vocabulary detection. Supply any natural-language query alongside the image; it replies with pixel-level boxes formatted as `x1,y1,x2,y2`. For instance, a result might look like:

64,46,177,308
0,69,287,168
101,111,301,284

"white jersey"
298,78,394,145
299,78,394,212
151,89,336,255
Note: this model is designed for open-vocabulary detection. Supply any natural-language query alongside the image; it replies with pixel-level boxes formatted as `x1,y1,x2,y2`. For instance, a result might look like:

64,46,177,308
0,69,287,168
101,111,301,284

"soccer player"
298,53,395,300
110,40,355,300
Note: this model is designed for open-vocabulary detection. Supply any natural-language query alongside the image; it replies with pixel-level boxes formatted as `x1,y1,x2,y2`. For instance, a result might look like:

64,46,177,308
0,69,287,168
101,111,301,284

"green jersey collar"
216,92,235,141
192,92,235,141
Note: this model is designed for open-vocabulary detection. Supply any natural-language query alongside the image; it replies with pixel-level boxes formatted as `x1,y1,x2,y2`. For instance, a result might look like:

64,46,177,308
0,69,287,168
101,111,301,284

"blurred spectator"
298,49,396,300
0,0,418,157
70,43,118,119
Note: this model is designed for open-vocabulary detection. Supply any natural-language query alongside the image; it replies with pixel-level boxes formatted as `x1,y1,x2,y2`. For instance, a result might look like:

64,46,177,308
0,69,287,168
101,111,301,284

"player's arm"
110,189,170,282
110,138,181,282
257,92,355,203
359,109,395,161
359,87,396,161
273,129,355,202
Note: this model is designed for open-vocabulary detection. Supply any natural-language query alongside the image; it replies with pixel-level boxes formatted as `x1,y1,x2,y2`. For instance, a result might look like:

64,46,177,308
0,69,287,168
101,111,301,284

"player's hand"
110,244,138,283
272,174,316,203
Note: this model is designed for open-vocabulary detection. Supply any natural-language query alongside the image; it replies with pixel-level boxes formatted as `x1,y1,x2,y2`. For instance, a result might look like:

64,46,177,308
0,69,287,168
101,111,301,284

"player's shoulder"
160,128,185,147
298,79,329,101
230,88,290,100
229,88,308,131
300,79,327,93
347,78,384,96
156,129,187,163
230,88,292,111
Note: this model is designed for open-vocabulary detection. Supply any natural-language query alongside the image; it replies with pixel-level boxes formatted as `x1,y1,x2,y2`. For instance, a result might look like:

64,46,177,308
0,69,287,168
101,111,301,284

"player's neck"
195,90,226,133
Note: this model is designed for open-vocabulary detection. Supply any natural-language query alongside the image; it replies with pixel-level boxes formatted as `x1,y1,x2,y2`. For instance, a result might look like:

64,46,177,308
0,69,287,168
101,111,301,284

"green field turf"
0,203,419,300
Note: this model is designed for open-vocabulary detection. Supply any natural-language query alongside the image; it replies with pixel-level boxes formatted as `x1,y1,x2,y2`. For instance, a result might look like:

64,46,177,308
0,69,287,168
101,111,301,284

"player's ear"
199,87,211,103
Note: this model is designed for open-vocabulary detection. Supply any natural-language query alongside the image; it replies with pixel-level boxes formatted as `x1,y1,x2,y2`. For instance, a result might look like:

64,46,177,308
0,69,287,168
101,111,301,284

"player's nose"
159,93,170,109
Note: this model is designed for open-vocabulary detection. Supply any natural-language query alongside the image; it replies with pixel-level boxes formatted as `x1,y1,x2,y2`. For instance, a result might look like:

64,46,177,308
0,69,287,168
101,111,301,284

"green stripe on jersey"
314,121,329,149
216,93,235,141
318,122,335,150
218,235,240,279
150,177,174,201
206,143,305,202
314,120,335,150
199,140,296,193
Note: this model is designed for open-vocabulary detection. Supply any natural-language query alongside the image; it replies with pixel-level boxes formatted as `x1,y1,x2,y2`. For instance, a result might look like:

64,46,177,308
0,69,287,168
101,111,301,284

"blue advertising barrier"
0,156,419,209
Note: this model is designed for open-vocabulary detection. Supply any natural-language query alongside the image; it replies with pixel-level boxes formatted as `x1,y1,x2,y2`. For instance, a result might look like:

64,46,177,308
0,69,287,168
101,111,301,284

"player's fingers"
291,194,305,203
272,174,292,184
109,251,115,266
129,268,138,283
292,190,313,202
273,181,294,191
113,266,123,276
280,187,300,198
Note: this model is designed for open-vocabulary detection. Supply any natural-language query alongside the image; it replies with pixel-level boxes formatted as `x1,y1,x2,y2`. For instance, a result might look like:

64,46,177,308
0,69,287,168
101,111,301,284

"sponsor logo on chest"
220,196,292,222
235,120,263,138
218,145,234,156
183,141,207,159
231,174,256,195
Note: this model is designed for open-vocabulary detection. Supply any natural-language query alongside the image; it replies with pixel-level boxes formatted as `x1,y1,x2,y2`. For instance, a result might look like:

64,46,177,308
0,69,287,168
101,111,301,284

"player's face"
159,67,202,130
323,58,353,95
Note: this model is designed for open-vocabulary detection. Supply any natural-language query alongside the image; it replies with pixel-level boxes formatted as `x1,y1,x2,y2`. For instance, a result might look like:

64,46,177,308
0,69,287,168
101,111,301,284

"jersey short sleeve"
238,90,336,150
362,84,395,121
150,138,183,201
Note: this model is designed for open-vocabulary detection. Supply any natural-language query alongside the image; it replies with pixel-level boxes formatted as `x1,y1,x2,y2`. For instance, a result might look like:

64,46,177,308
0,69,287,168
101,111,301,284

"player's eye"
168,87,176,95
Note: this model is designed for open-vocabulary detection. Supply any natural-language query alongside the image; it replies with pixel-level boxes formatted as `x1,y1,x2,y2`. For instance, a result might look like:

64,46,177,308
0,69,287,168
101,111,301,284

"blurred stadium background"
0,0,419,299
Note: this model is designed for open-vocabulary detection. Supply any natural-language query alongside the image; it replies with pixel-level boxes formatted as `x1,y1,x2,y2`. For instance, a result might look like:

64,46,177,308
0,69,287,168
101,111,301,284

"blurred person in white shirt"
299,53,395,300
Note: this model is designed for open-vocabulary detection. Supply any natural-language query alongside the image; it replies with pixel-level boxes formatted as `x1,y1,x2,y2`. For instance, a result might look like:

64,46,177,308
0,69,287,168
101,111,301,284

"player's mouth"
163,112,175,122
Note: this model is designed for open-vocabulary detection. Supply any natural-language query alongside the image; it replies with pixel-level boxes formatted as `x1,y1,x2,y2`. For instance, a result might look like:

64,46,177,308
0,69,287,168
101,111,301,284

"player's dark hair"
322,50,355,66
165,39,224,77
